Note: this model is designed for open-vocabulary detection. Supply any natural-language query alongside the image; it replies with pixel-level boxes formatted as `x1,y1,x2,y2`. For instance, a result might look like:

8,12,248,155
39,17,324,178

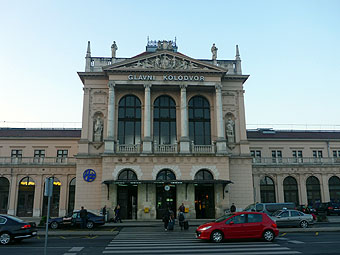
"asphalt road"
1,227,340,255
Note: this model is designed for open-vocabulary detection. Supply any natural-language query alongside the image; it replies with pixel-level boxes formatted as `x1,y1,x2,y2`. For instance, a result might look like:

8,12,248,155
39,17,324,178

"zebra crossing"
102,228,301,254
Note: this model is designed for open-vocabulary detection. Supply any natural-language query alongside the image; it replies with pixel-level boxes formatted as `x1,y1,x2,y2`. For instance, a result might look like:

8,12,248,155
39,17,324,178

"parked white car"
270,209,314,228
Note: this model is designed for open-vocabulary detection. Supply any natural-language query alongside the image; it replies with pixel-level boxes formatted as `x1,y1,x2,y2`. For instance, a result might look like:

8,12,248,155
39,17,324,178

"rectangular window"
272,150,282,163
56,150,68,163
250,150,261,163
11,149,22,163
292,150,303,163
313,150,323,163
332,150,340,158
34,150,45,163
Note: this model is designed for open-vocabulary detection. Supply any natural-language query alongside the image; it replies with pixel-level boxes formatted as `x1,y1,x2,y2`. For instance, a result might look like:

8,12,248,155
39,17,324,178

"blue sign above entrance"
83,169,96,182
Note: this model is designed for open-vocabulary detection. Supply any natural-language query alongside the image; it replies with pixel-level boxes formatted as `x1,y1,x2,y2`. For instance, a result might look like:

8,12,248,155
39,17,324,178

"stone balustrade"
0,157,76,165
252,157,340,165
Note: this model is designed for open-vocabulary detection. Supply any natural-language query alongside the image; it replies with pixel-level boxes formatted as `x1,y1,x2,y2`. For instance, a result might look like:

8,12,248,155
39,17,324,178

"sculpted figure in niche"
226,117,235,143
211,43,218,61
94,116,103,142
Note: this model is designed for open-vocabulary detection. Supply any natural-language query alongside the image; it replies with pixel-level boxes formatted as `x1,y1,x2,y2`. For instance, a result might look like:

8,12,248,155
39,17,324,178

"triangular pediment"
103,51,227,73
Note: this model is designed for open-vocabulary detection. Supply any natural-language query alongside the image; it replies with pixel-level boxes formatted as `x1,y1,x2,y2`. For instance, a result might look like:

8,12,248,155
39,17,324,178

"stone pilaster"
58,175,68,217
78,87,91,154
276,175,284,203
179,85,190,153
321,174,330,202
7,174,17,215
104,81,116,153
215,84,227,154
33,175,43,217
142,84,153,153
298,175,308,205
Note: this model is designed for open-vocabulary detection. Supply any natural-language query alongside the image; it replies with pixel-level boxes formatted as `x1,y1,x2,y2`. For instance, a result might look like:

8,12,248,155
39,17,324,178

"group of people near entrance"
162,203,188,231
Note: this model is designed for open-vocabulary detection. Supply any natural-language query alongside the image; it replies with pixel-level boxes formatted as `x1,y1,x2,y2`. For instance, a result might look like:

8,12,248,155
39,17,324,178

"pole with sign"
44,177,53,255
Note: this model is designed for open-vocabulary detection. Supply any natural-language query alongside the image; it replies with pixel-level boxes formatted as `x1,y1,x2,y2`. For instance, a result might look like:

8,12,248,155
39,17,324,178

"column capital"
108,81,115,89
180,84,187,90
83,87,90,94
215,83,222,92
144,83,152,89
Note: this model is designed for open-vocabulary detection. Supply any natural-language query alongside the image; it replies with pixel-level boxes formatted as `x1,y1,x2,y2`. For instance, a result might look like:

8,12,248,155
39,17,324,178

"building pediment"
103,51,227,73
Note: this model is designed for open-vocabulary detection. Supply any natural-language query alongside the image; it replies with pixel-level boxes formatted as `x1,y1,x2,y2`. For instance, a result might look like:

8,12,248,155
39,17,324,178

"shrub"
39,216,47,226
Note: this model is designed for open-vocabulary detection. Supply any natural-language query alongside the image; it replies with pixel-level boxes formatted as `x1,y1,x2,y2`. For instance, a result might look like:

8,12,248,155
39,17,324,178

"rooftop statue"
111,41,118,58
211,43,218,61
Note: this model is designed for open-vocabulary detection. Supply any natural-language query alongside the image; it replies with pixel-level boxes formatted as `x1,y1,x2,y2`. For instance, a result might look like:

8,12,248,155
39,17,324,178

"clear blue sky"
1,0,339,129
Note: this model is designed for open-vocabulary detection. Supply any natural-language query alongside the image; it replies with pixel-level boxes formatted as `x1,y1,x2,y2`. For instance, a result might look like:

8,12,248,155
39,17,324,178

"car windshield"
215,214,233,223
272,210,283,216
5,215,25,223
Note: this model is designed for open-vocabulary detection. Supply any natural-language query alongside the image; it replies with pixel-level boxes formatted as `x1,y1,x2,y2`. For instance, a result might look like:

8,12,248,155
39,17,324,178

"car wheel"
86,221,94,229
210,230,223,243
263,230,275,242
0,232,12,245
50,221,59,229
300,220,308,228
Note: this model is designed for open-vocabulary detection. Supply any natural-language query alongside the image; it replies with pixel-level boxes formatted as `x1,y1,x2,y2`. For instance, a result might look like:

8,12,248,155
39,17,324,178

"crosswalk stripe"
288,240,305,244
106,244,281,249
103,251,300,255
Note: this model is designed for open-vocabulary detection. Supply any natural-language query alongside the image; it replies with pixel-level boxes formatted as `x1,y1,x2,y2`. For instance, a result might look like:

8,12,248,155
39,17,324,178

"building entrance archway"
42,177,61,217
117,169,138,219
0,177,9,214
17,177,35,217
194,169,215,219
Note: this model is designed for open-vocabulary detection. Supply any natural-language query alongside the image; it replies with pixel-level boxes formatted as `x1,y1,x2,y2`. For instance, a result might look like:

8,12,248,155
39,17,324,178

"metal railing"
0,157,76,165
252,157,340,165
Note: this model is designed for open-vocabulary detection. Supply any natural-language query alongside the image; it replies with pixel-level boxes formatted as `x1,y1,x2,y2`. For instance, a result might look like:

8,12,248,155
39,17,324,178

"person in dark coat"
179,203,185,213
114,204,122,223
178,210,185,230
230,203,236,213
79,206,88,229
102,205,107,222
162,208,170,231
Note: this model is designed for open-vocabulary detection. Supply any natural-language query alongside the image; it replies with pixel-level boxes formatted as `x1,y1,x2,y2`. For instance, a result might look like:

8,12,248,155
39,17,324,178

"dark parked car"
196,212,279,243
48,210,105,229
0,214,37,245
316,202,340,215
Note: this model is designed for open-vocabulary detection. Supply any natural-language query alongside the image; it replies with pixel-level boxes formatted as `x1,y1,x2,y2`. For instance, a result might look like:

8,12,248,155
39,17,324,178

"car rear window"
247,214,263,223
5,215,25,223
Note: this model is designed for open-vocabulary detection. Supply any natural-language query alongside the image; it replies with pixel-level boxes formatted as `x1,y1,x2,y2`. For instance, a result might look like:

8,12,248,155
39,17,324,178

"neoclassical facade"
0,40,339,219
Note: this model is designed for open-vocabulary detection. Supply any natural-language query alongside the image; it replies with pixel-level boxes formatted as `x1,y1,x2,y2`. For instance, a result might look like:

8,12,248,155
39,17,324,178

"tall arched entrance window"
117,169,138,219
156,169,176,219
0,177,10,214
329,176,340,203
153,96,177,145
42,177,61,217
189,96,211,145
306,176,321,206
118,95,141,145
283,176,299,205
17,177,35,217
260,176,276,203
68,178,76,213
194,169,215,219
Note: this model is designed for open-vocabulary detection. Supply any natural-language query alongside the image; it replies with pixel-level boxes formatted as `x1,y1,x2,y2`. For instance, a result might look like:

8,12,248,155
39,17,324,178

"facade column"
215,84,227,154
78,87,90,154
58,175,68,217
142,84,152,153
7,174,18,215
104,81,116,153
238,90,250,155
298,174,308,205
276,174,284,203
179,85,190,153
321,174,330,202
33,175,43,217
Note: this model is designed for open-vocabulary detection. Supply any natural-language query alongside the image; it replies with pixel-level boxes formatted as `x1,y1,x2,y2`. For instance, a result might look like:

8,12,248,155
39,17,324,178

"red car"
196,212,279,243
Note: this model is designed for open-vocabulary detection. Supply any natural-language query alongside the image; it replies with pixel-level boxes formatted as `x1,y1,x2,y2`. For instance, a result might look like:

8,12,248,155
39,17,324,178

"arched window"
118,95,141,144
306,176,321,205
118,169,138,180
260,176,276,203
189,96,211,145
194,169,213,180
283,176,299,205
42,177,61,217
0,177,10,214
153,96,176,144
329,176,340,203
156,169,176,181
68,178,76,213
17,177,35,217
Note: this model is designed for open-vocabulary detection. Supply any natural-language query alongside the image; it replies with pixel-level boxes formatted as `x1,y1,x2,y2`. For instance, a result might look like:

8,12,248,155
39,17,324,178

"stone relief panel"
190,165,219,180
92,90,107,104
152,165,181,180
112,165,143,180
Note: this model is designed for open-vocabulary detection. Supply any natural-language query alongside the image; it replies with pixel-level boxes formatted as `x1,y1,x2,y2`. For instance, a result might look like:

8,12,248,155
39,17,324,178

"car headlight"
200,226,212,231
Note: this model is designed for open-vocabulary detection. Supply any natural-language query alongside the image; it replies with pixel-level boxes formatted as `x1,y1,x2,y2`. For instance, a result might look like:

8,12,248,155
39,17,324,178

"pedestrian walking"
79,206,88,229
114,204,122,223
179,203,185,213
230,203,236,213
178,210,185,230
168,212,175,231
102,205,107,222
162,208,170,231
